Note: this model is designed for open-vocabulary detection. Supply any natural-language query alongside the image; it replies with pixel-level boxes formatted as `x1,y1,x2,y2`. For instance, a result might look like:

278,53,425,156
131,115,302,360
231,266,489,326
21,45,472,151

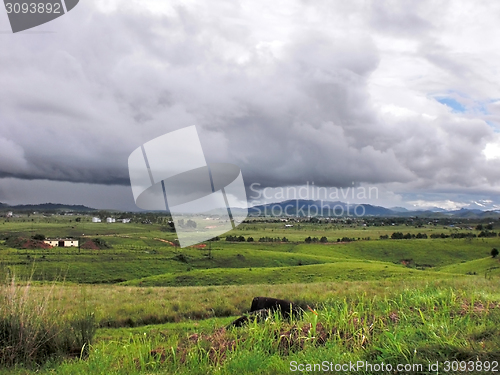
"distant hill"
1,199,499,218
247,199,500,218
389,207,409,213
0,202,96,212
248,199,394,217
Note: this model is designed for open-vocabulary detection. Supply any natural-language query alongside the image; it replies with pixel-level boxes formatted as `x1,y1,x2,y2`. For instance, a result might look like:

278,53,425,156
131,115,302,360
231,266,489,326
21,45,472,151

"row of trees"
381,232,429,240
305,236,328,243
225,235,290,243
304,236,362,243
381,231,498,240
476,224,494,230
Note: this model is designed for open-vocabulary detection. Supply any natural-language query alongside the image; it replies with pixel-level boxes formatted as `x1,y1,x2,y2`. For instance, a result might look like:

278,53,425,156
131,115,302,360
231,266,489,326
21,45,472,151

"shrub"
478,231,497,238
226,235,246,242
391,232,404,239
492,248,499,258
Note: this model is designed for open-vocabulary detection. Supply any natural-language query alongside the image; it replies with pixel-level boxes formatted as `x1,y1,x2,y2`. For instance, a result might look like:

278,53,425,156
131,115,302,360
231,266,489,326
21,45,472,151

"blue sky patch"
436,97,466,113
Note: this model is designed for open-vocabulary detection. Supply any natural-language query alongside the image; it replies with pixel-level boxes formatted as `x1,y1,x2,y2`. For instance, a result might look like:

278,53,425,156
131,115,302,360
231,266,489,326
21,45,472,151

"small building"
106,217,116,223
6,211,13,218
44,238,79,247
92,217,101,223
121,218,131,223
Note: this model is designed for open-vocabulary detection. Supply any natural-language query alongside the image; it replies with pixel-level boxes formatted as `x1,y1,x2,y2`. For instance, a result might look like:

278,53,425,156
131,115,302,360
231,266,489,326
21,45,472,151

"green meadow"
1,214,499,374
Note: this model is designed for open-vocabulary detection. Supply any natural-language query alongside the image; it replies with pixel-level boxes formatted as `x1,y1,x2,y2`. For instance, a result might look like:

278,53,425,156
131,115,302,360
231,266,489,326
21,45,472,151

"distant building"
6,211,13,218
106,217,116,223
92,217,101,223
121,218,131,223
44,238,78,247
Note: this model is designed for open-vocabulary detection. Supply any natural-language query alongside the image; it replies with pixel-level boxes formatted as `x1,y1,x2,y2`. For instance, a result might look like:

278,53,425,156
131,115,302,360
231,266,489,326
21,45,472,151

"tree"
320,236,328,243
475,224,483,230
186,219,197,229
32,233,45,241
391,232,404,240
492,248,499,258
305,236,312,243
247,237,254,242
486,224,493,230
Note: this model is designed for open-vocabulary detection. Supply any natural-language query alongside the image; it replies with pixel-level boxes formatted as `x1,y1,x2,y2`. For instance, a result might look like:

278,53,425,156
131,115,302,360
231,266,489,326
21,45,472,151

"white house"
106,217,116,223
121,218,131,223
44,238,79,247
92,217,101,223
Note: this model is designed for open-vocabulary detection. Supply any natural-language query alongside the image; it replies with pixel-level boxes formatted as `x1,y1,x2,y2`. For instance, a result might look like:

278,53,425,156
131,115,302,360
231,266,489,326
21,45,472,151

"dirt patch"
154,238,176,246
5,237,52,249
80,240,99,250
150,327,240,366
459,300,500,316
80,238,111,250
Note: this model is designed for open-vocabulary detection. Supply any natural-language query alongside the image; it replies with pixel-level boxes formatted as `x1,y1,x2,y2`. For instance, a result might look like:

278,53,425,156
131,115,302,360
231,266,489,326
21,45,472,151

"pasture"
0,213,499,374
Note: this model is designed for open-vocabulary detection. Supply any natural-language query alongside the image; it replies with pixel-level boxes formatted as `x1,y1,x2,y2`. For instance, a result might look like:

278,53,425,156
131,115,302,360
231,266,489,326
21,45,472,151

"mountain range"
1,200,499,218
246,199,500,219
0,202,96,212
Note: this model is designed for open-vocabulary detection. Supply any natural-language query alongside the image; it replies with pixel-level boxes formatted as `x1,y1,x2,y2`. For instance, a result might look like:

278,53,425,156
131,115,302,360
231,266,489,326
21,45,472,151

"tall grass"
0,274,96,367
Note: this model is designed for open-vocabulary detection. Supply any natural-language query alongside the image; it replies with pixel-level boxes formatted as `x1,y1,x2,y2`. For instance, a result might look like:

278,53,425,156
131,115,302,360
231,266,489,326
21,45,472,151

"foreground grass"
0,277,96,368
1,277,500,374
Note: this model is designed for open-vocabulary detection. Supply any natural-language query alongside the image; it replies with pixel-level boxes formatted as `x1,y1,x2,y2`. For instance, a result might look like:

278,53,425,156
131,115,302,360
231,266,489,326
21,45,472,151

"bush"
478,231,497,238
226,235,246,242
186,219,197,229
391,232,404,239
492,248,499,258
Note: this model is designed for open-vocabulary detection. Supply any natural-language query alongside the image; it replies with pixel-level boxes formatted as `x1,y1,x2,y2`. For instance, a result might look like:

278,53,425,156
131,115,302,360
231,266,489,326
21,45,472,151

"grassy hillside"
1,215,500,374
121,261,451,287
437,256,500,277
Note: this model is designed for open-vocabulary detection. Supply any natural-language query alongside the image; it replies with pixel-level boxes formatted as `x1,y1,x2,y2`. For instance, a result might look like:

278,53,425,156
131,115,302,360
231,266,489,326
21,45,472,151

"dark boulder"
227,297,303,328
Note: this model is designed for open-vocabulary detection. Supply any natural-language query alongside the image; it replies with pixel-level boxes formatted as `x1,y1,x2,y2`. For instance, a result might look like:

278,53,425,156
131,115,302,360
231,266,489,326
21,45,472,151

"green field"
1,214,499,374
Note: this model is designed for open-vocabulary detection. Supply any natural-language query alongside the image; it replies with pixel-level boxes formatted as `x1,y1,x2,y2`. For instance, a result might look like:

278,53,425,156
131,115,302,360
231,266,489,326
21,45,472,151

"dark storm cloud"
0,0,500,210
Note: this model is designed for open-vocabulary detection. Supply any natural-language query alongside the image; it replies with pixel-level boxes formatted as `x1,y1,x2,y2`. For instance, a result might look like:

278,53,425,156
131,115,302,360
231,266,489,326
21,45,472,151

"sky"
1,0,500,211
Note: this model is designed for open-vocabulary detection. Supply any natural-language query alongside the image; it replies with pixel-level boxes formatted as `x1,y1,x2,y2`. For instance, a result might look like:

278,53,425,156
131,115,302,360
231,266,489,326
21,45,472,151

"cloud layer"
1,0,500,209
